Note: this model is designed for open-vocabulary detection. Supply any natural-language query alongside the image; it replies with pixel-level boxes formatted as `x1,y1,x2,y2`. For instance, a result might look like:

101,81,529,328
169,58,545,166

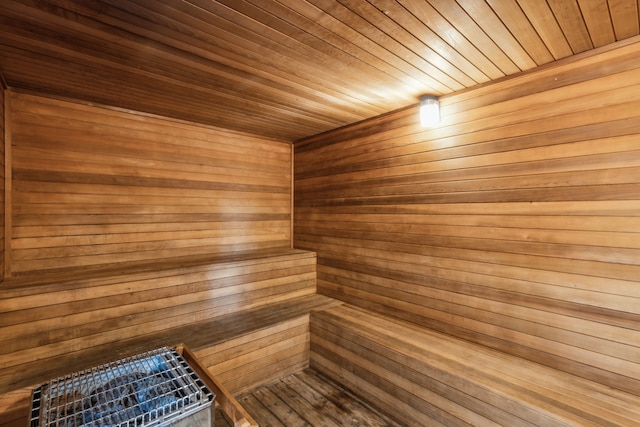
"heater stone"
30,347,214,427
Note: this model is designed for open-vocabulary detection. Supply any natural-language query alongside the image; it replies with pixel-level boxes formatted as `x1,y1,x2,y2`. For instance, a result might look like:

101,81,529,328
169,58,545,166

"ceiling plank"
398,0,506,80
426,0,522,75
337,0,469,91
578,0,616,47
0,4,350,128
207,0,417,102
275,0,441,96
457,0,538,71
367,0,490,85
608,0,639,40
107,0,392,111
547,0,595,53
311,0,460,94
487,0,555,65
516,0,574,60
0,0,637,141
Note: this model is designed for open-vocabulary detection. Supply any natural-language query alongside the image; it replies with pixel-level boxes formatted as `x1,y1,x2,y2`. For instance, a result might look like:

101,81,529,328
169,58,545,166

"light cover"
419,95,440,127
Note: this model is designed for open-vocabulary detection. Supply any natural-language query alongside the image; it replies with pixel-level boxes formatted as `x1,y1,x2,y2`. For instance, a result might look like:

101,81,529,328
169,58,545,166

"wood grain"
311,305,640,426
294,38,640,396
0,86,4,278
238,369,402,427
6,91,291,277
0,248,321,394
1,1,639,141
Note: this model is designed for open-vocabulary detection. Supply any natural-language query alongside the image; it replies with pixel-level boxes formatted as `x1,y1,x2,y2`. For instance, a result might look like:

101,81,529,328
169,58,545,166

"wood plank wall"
0,91,311,399
294,38,640,394
5,91,291,278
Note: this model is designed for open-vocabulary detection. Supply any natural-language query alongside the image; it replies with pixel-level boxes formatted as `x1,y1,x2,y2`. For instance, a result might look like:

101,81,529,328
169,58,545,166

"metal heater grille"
30,347,213,427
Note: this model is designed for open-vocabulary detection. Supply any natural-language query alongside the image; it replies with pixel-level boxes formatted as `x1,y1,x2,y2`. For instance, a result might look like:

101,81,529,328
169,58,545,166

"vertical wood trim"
0,68,7,90
4,90,11,279
291,144,294,249
0,84,4,282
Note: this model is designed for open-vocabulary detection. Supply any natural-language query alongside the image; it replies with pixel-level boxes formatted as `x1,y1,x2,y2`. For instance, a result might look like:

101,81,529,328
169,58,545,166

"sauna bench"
0,295,340,426
0,248,341,426
311,304,640,427
0,247,318,289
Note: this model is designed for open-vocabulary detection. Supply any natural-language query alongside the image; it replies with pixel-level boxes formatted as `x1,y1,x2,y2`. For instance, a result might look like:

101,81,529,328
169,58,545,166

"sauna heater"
29,347,215,427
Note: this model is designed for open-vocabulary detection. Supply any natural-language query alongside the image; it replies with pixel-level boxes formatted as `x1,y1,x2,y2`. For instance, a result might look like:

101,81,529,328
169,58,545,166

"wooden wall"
0,90,310,397
5,91,291,279
295,38,640,394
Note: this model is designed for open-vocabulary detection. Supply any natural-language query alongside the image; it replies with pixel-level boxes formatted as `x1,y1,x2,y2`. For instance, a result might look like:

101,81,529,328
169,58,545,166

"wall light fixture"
419,95,440,127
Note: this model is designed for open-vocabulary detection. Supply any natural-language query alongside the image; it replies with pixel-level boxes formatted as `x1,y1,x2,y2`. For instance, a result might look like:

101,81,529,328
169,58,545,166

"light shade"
419,95,440,127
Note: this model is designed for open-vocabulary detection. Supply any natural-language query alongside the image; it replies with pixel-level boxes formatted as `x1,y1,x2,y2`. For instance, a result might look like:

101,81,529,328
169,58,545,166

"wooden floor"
225,369,402,427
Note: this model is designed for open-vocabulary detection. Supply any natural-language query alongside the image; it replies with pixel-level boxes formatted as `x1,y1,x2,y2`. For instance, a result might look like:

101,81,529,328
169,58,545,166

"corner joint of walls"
0,68,7,90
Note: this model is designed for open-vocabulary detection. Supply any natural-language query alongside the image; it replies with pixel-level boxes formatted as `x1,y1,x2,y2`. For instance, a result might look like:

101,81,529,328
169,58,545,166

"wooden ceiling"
1,1,639,141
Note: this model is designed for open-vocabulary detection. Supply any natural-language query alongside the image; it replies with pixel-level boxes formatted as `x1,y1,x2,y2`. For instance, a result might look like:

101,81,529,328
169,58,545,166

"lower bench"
0,293,341,427
310,304,640,427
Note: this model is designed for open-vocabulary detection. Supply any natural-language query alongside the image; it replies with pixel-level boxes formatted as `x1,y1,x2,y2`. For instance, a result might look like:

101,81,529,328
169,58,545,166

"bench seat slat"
331,305,640,422
311,304,640,427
